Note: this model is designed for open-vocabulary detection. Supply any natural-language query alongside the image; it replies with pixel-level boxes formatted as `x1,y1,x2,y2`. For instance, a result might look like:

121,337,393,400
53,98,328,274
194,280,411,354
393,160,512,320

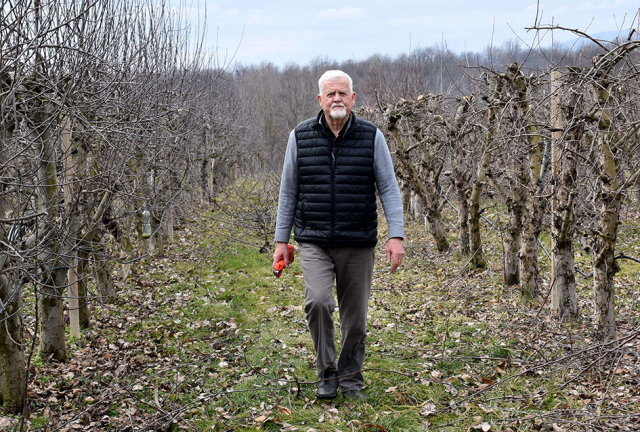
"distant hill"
553,29,636,49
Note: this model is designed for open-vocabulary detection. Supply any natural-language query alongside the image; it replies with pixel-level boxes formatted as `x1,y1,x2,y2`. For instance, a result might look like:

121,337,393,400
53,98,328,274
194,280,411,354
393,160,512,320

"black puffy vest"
293,112,378,247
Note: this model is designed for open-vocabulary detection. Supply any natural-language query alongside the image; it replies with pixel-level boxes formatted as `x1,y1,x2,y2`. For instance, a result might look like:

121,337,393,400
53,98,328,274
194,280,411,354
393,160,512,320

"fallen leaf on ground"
421,402,436,416
254,411,272,423
277,405,292,415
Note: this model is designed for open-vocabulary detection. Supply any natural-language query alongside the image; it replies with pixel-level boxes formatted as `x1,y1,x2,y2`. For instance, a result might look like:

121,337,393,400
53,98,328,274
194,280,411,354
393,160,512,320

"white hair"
318,70,353,95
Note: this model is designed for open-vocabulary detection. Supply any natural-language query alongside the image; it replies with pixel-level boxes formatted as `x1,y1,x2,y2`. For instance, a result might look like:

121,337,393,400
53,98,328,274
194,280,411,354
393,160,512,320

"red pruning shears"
273,244,295,278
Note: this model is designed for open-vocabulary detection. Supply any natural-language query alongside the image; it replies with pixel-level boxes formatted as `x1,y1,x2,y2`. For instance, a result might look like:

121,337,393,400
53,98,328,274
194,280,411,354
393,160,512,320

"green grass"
30,414,50,428
16,197,640,431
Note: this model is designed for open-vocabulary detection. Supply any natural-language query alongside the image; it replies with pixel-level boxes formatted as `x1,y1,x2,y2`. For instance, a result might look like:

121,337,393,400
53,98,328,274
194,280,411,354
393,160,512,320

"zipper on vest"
330,148,336,243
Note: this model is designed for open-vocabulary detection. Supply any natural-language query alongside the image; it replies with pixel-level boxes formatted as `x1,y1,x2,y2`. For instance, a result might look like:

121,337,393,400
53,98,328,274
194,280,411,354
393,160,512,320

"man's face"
318,77,356,121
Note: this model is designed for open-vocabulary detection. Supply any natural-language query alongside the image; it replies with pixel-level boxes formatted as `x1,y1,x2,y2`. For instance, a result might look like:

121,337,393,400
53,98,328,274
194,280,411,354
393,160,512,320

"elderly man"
273,70,404,400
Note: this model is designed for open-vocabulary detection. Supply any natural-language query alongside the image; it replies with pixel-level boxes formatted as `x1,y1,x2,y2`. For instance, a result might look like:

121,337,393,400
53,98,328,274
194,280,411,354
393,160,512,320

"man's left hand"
386,238,405,273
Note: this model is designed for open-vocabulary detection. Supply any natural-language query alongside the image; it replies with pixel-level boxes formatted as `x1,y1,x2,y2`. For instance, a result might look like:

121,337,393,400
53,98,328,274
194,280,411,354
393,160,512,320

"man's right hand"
273,242,292,269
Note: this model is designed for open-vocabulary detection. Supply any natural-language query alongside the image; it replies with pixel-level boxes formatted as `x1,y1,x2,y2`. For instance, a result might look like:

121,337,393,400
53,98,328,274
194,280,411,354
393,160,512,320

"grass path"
18,211,640,431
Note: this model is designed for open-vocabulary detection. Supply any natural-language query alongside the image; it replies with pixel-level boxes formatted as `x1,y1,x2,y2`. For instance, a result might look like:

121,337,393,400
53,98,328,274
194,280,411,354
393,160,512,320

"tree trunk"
519,128,549,298
470,77,502,269
77,251,91,328
591,78,622,340
201,157,210,205
419,161,449,251
450,97,473,256
0,274,25,413
504,193,523,285
552,224,578,320
97,261,115,301
0,126,26,413
33,106,69,361
94,233,116,302
550,72,579,320
37,266,68,361
520,226,541,297
456,185,471,256
453,149,471,256
550,179,578,320
551,198,579,318
400,179,412,220
499,62,549,296
469,150,488,268
421,193,449,252
592,187,620,339
154,213,167,256
519,138,549,297
390,127,449,252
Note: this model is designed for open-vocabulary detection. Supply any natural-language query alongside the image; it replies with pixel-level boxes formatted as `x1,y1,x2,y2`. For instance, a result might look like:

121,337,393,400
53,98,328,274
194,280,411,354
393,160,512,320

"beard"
330,103,347,120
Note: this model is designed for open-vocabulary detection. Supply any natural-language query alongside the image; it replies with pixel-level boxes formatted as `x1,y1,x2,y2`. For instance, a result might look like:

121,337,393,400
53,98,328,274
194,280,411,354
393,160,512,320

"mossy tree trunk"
587,48,640,339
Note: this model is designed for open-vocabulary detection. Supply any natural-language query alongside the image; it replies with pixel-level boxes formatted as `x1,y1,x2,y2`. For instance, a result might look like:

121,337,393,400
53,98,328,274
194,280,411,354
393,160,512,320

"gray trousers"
299,243,375,391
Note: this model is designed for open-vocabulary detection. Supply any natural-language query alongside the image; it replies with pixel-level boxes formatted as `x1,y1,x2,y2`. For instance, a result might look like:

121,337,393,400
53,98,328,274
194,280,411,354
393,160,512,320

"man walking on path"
273,70,405,401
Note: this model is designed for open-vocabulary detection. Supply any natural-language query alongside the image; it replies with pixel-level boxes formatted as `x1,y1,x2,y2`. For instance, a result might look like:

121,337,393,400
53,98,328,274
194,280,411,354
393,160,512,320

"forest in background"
1,1,640,430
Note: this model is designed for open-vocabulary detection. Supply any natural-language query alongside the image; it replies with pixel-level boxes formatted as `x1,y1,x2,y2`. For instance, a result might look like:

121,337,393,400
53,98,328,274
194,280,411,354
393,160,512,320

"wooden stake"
67,254,80,337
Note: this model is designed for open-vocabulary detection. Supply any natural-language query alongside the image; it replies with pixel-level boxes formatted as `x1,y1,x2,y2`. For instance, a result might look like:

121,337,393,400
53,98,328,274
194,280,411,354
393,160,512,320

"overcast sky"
176,1,639,68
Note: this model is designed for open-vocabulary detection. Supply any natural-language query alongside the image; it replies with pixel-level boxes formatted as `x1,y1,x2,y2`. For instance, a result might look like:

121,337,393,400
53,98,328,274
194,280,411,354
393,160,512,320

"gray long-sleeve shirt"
275,126,404,243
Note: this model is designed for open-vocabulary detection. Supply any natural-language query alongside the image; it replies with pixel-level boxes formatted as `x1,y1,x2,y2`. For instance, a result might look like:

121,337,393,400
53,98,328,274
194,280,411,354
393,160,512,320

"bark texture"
32,103,68,361
387,98,450,252
0,269,25,413
469,150,488,268
519,137,550,298
550,72,579,320
77,252,91,328
503,191,524,285
37,268,68,360
590,55,624,340
450,97,472,256
0,111,25,413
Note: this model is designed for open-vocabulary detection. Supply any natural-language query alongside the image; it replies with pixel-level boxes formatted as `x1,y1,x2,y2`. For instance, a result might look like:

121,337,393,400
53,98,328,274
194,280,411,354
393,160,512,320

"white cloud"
181,0,639,67
316,7,365,20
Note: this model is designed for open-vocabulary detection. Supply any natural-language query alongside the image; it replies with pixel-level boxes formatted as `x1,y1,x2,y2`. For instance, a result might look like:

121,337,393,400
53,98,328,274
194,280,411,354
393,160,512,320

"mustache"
331,103,345,109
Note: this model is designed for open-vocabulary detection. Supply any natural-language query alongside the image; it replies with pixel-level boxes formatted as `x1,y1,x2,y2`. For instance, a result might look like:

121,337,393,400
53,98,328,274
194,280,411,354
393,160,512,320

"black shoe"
316,370,338,399
342,389,365,401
